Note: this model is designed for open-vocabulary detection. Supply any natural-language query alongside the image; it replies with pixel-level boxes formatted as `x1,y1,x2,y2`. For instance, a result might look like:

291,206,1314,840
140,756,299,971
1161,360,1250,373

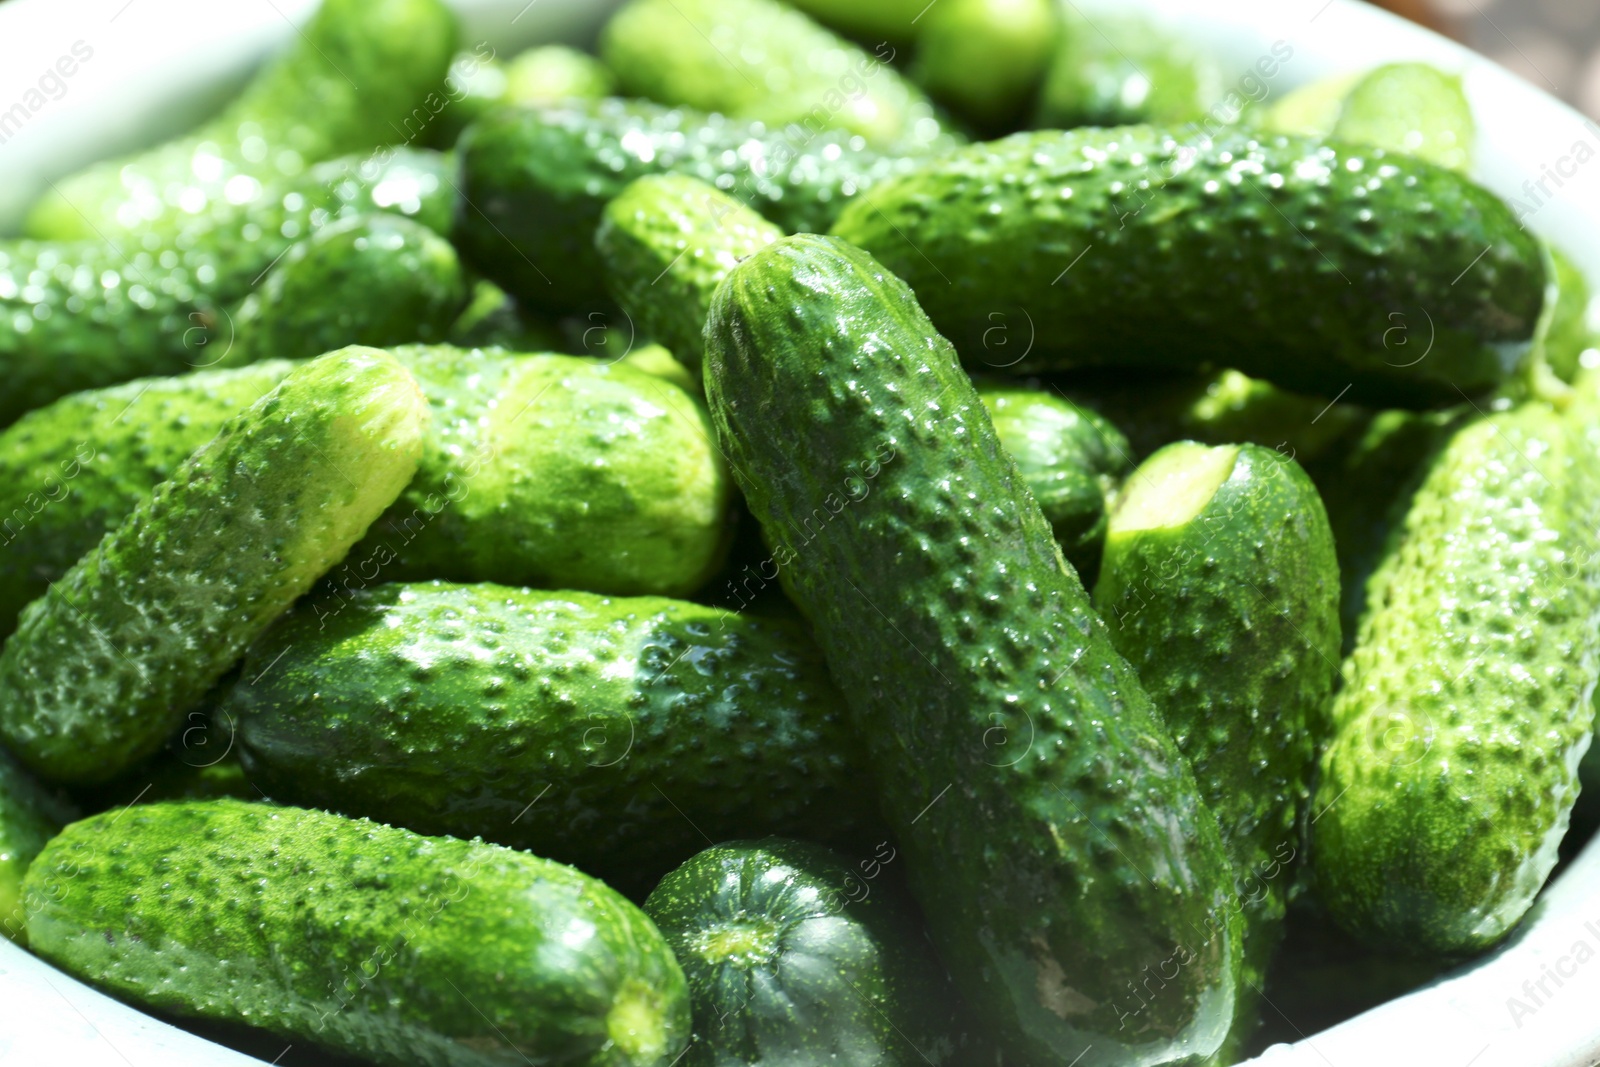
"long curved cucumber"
704,234,1240,1066
0,347,427,784
831,127,1546,407
24,799,690,1067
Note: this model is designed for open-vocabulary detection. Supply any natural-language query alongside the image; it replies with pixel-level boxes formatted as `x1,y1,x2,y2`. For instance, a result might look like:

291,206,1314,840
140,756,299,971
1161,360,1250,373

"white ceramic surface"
2,1,1600,1065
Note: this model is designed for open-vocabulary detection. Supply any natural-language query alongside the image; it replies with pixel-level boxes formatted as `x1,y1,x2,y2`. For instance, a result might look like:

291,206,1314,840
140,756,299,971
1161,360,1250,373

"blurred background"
1383,0,1600,116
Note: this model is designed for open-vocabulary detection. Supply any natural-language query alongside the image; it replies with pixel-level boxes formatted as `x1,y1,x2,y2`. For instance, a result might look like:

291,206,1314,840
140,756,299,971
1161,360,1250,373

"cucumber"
1264,62,1474,172
447,279,566,352
23,798,690,1067
1094,442,1340,1054
831,127,1546,407
619,344,700,394
783,0,929,44
24,0,458,241
1034,10,1224,129
597,175,784,376
704,234,1241,1065
223,214,469,366
1312,385,1600,954
0,347,428,784
643,838,969,1066
599,0,948,150
225,580,880,895
975,383,1131,581
0,147,453,426
911,0,1058,133
0,748,73,943
454,98,923,312
1546,247,1596,383
506,45,618,104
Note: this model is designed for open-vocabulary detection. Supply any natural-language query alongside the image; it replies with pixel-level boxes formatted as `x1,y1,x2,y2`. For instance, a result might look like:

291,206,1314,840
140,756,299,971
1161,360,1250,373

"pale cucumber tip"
1111,441,1240,533
606,977,677,1064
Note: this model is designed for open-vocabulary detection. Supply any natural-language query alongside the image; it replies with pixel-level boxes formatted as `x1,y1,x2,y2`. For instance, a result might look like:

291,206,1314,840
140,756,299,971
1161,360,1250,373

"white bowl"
2,1,1599,1065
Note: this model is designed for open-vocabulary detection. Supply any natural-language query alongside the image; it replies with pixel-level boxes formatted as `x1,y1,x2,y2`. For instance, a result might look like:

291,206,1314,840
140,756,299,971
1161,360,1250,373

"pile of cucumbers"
2,0,1597,1065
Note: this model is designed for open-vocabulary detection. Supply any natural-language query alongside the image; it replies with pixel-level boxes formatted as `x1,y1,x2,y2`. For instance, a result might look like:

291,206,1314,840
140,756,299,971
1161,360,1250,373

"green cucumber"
831,127,1546,407
1312,384,1600,954
1264,62,1474,172
784,0,929,44
600,0,948,150
1033,10,1225,130
506,45,618,104
1546,248,1595,383
704,234,1241,1065
24,0,458,241
1094,442,1340,1055
911,0,1058,133
976,383,1131,581
644,838,969,1066
597,175,784,376
0,147,453,426
447,279,566,352
223,214,469,366
454,98,923,312
226,580,880,895
24,798,690,1067
0,347,427,784
0,748,73,943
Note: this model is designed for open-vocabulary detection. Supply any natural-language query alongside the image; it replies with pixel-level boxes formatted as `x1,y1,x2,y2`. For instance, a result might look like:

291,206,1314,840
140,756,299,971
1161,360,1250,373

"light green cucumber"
25,0,458,241
911,0,1058,132
24,799,690,1067
1264,62,1473,171
0,347,427,784
1034,9,1226,129
597,175,784,376
506,45,617,103
1547,248,1596,383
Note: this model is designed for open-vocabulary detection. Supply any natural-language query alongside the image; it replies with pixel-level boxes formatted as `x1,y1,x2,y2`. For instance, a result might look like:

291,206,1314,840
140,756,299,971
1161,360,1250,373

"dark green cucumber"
446,279,566,351
25,0,457,241
600,0,949,150
831,127,1546,407
0,747,73,943
644,838,968,1066
1034,10,1226,129
0,147,453,426
597,175,783,375
976,383,1131,581
224,214,469,366
911,0,1058,133
0,347,427,784
24,799,690,1067
226,580,879,894
1094,442,1339,1055
1313,384,1600,954
454,98,924,312
705,234,1240,1065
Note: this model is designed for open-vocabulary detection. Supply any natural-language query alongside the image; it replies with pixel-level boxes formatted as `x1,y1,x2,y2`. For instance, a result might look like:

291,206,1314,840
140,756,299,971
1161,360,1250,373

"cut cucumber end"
690,918,783,967
1110,441,1239,533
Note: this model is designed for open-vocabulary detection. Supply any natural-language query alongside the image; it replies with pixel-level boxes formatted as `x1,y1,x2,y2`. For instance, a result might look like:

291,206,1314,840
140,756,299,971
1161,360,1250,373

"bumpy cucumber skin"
24,799,690,1067
0,747,73,943
225,214,469,366
1094,443,1339,1055
832,127,1545,407
705,235,1240,1066
0,148,453,427
644,839,966,1067
1313,396,1600,955
25,0,458,241
0,348,427,785
597,175,784,374
912,0,1058,133
1034,12,1221,129
0,362,296,640
977,383,1131,581
454,99,922,311
601,0,947,150
226,581,878,894
353,345,731,597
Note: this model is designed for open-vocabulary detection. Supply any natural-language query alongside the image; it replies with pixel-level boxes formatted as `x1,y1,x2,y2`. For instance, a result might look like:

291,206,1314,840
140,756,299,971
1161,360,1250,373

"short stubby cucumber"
0,748,73,943
600,0,948,150
226,581,878,894
597,175,784,375
832,127,1546,407
1034,11,1225,129
911,0,1058,133
644,839,969,1067
705,235,1241,1066
223,214,469,366
24,0,457,241
1313,390,1600,955
0,148,453,426
23,799,690,1067
976,383,1132,581
1263,62,1473,172
0,347,428,784
454,99,924,311
1094,442,1340,1053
